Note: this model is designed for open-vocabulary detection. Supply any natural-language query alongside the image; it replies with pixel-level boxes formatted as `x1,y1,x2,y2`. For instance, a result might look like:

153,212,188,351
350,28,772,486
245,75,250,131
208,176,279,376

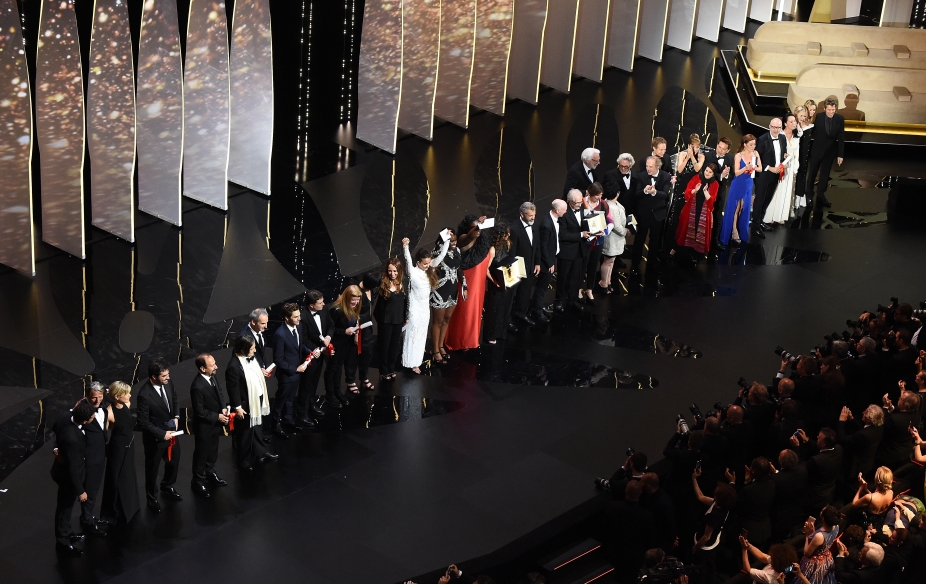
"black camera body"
689,403,704,425
737,377,750,391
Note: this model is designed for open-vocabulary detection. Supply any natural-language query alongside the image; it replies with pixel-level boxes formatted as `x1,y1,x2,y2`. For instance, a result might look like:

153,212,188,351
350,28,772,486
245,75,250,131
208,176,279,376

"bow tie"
311,312,318,317
623,173,630,179
246,356,254,363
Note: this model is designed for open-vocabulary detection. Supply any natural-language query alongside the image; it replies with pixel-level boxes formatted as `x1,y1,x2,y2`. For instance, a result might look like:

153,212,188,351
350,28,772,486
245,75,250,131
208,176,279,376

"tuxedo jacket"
804,445,843,504
509,218,537,269
557,208,589,260
755,132,789,177
837,421,883,476
704,151,734,186
303,309,336,351
537,212,559,270
563,160,600,195
239,325,268,369
51,410,86,493
637,155,673,175
603,167,638,216
634,170,673,223
190,375,230,433
136,379,180,442
79,401,107,467
811,112,846,158
272,323,309,384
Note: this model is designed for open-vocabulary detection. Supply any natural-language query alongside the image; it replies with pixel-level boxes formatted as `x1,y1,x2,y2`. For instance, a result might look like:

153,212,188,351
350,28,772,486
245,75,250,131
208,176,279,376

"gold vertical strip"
592,103,600,148
496,127,504,216
388,159,396,257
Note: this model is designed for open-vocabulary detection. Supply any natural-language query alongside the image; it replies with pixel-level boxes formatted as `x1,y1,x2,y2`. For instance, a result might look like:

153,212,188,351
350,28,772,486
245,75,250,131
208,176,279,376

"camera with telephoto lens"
847,319,863,328
689,403,704,425
676,415,690,437
594,476,611,491
626,447,636,457
920,301,926,309
737,377,750,391
913,308,926,318
775,346,799,363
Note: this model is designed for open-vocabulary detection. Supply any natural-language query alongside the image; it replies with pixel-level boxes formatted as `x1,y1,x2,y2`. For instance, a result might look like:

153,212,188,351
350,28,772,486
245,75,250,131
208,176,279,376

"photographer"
735,382,776,458
790,428,843,510
770,399,805,459
603,480,657,581
771,450,808,541
890,329,919,391
607,451,649,500
720,406,754,482
730,457,776,550
841,337,882,415
836,404,884,481
875,391,919,470
641,473,678,556
663,430,703,511
700,417,730,494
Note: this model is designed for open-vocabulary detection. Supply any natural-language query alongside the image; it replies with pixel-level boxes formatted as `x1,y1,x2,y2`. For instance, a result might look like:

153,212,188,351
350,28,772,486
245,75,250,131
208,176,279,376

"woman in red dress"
675,163,719,263
445,215,491,351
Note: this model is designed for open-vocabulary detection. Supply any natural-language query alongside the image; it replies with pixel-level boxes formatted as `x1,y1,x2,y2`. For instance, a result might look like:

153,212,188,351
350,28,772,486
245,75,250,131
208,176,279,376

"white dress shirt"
551,211,560,255
521,219,533,245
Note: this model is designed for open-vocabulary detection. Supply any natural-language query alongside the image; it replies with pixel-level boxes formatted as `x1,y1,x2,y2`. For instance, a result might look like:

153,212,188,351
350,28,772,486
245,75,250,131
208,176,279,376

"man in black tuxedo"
875,392,917,469
705,138,733,246
51,401,96,557
190,353,229,498
836,404,884,480
242,307,269,372
752,118,789,239
298,290,336,417
136,358,183,512
771,449,808,541
631,156,672,274
796,427,843,510
77,383,108,536
555,190,591,311
563,147,601,195
272,302,311,438
805,97,845,209
834,540,885,584
603,153,637,239
531,199,566,323
509,201,538,326
637,137,674,175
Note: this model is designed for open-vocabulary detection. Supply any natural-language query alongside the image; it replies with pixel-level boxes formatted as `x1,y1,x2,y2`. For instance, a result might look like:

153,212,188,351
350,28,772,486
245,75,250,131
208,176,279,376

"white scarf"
238,356,270,427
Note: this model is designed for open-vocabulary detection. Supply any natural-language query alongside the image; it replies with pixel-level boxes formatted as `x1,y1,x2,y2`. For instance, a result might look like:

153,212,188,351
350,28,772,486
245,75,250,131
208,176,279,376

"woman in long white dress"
402,235,449,373
763,113,801,225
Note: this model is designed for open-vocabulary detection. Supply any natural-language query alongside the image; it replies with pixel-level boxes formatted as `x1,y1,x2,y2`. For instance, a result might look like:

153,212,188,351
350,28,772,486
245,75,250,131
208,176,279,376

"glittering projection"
506,0,547,105
398,0,441,140
136,0,184,226
540,0,579,93
228,0,274,193
357,0,403,153
184,0,230,209
470,0,514,115
606,0,640,72
434,0,474,127
573,0,609,83
35,0,85,259
87,0,136,242
0,0,36,274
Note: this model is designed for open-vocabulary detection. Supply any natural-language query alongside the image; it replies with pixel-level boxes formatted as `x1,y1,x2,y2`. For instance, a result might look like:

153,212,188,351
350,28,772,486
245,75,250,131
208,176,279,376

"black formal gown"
100,404,140,523
482,247,518,342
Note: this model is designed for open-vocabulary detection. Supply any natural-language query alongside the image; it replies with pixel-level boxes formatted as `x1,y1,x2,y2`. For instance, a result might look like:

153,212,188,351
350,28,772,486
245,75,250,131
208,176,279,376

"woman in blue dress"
800,506,840,584
717,134,761,250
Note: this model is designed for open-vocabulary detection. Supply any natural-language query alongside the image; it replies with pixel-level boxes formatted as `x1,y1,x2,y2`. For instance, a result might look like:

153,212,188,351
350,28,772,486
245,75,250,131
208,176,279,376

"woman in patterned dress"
799,506,840,584
429,229,460,363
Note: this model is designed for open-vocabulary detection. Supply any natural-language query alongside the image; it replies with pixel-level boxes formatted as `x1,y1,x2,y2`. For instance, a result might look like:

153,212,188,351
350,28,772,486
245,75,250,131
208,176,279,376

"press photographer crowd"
594,298,926,583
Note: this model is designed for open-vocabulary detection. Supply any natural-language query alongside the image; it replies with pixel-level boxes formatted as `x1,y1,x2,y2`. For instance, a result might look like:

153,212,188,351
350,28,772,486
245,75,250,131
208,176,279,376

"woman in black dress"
352,272,379,390
430,229,460,363
100,381,140,524
374,258,406,380
326,285,363,396
482,222,519,344
226,335,274,471
794,100,816,211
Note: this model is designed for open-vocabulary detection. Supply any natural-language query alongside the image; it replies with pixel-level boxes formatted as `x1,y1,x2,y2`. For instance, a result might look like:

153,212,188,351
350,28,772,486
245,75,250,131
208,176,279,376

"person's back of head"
625,479,643,502
643,548,666,569
900,391,920,413
821,505,840,527
780,398,798,419
640,472,659,494
779,449,798,471
819,427,837,449
72,401,96,425
726,405,744,424
630,452,648,474
688,430,705,451
713,483,737,510
750,457,771,480
832,340,850,359
778,378,795,399
705,416,721,435
862,542,884,566
748,383,769,405
768,543,798,573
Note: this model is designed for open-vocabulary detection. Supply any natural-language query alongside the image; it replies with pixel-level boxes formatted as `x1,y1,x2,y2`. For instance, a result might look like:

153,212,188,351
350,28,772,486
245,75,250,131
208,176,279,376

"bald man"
753,119,789,239
533,199,566,322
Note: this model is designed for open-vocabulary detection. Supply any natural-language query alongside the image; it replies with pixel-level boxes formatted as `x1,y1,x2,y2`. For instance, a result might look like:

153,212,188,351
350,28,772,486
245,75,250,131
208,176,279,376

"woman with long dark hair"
445,215,491,351
402,234,449,373
374,258,406,381
482,222,519,344
718,135,761,250
225,335,274,471
581,182,612,302
430,229,460,363
326,285,363,397
674,163,719,261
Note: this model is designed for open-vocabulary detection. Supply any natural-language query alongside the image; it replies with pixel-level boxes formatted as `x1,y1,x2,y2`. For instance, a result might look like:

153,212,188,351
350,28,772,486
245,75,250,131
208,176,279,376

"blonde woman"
794,100,816,209
100,381,140,523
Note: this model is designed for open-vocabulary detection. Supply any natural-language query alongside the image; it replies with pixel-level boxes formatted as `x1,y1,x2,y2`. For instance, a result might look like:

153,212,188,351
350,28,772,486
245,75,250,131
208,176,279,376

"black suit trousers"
583,245,603,289
55,482,79,545
80,463,105,524
296,355,326,416
753,172,779,223
555,257,583,304
631,217,663,267
805,149,836,201
191,426,220,486
512,271,535,317
377,323,403,375
143,437,180,502
531,268,553,312
273,378,299,425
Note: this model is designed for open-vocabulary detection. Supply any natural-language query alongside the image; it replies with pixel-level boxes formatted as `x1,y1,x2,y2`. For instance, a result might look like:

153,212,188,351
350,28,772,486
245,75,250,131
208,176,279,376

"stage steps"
539,537,617,584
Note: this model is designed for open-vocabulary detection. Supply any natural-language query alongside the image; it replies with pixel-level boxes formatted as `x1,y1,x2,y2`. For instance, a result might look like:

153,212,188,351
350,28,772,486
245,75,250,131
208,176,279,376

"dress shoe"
160,486,183,500
336,391,350,406
759,222,773,231
273,427,290,439
752,229,766,239
261,452,280,462
541,306,553,316
147,499,162,513
191,484,211,498
532,312,550,324
238,463,255,472
209,473,227,486
518,314,536,326
715,242,727,251
70,534,86,542
56,542,83,557
80,523,107,537
310,403,325,417
819,197,832,208
324,397,343,409
296,416,316,429
94,518,111,527
507,322,519,333
553,303,565,314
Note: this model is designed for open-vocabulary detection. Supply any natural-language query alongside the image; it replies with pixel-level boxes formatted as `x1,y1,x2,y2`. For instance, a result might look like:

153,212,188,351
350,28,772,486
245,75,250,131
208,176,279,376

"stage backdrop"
398,0,441,140
184,0,230,209
136,0,184,226
434,0,475,127
356,0,403,153
470,0,514,115
606,0,641,72
0,0,35,274
506,0,547,105
36,0,85,259
574,0,610,82
87,0,135,242
540,0,579,93
228,0,274,194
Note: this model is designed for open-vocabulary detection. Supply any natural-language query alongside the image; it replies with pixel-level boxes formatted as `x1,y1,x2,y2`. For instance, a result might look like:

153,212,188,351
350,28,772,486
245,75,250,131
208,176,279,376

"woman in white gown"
763,113,800,225
402,235,449,373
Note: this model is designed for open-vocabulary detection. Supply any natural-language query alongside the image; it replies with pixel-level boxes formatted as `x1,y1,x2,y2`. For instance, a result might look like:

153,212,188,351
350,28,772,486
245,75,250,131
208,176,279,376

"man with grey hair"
532,199,566,321
77,382,109,536
242,307,269,373
563,147,601,195
837,403,884,480
631,156,672,275
753,118,789,239
603,152,637,218
834,539,884,582
509,201,539,326
556,190,591,310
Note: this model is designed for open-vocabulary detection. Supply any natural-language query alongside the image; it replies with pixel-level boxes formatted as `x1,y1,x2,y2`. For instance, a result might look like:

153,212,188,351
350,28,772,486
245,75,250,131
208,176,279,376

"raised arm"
402,238,413,272
432,237,450,267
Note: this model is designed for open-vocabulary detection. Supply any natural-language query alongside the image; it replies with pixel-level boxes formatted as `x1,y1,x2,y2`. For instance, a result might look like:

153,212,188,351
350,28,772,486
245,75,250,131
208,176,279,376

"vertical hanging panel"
0,0,35,274
506,0,548,104
637,0,670,62
470,0,514,116
228,0,274,192
36,0,85,258
606,0,641,72
87,0,136,242
137,0,184,225
666,0,699,52
398,0,441,140
574,0,610,83
696,0,725,41
434,0,474,127
749,0,774,20
540,0,579,93
184,0,230,209
722,0,750,32
356,0,403,153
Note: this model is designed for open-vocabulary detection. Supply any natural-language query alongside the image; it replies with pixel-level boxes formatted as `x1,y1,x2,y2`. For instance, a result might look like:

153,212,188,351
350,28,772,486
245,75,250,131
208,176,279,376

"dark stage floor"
2,20,926,584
